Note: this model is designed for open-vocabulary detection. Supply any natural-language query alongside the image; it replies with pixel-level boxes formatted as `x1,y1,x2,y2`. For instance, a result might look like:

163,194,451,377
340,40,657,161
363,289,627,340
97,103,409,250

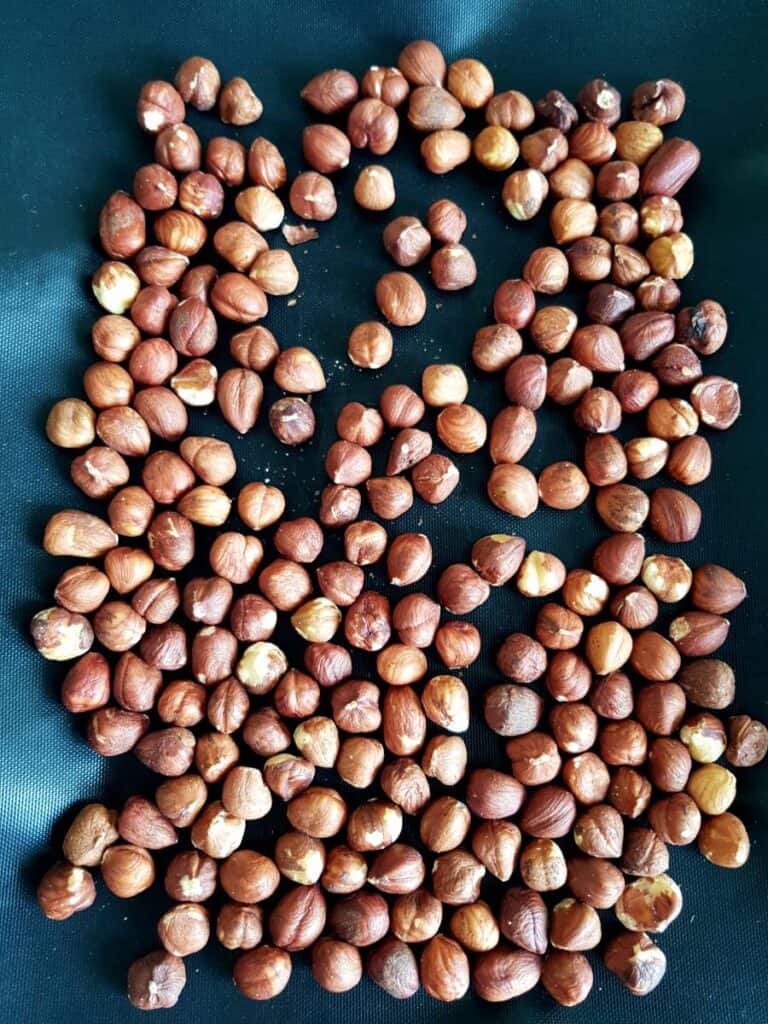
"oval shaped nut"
472,947,541,1002
691,564,747,614
640,138,701,196
698,812,750,868
44,510,118,558
604,931,667,996
499,886,548,954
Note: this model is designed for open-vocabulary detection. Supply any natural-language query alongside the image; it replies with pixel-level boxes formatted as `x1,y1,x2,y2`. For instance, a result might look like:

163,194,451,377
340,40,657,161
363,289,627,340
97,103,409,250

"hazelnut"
538,462,590,510
378,757,430,814
419,796,471,852
547,359,594,406
466,768,525,819
136,80,185,133
485,684,543,737
550,704,598,754
567,857,626,909
36,862,96,921
574,387,622,433
238,483,286,531
312,937,362,994
687,763,737,815
474,125,519,170
517,551,567,598
398,39,446,86
563,752,610,805
432,850,486,905
541,951,593,1007
505,733,561,786
154,123,202,174
521,785,577,839
347,98,400,154
216,903,262,950
420,129,471,173
434,621,480,668
302,123,351,174
519,838,567,891
487,463,538,517
545,651,591,703
679,711,728,763
317,562,365,607
502,168,549,220
550,898,602,950
289,170,337,221
726,715,768,768
471,820,521,881
263,755,315,802
648,793,702,845
610,585,659,631
304,642,352,686
609,766,652,818
597,204,639,246
164,849,216,902
234,947,291,1000
210,533,263,585
127,951,186,1010
336,736,384,788
647,737,692,791
269,884,326,951
391,889,443,944
101,844,155,897
698,812,750,868
367,937,420,999
301,68,358,113
490,405,537,462
345,591,391,652
472,323,522,371
92,260,141,314
329,891,390,946
620,827,669,876
408,85,465,131
361,66,409,107
157,903,210,957
604,931,666,996
430,244,477,290
472,948,542,1003
367,843,425,895
600,721,648,768
133,164,179,211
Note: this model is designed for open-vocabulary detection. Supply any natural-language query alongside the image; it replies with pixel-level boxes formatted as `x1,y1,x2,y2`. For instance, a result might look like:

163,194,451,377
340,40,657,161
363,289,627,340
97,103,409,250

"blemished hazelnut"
157,903,210,957
600,721,648,768
367,937,420,999
679,712,728,764
597,203,639,246
521,127,568,172
535,88,578,130
521,785,577,839
390,890,442,944
101,843,155,898
574,387,622,434
649,793,702,845
698,812,750,868
30,606,94,662
210,533,263,585
164,849,216,902
669,611,730,658
473,125,519,170
92,259,141,313
216,903,262,950
472,323,522,372
127,950,186,1010
344,523,388,568
621,827,669,877
632,78,686,125
62,803,119,866
519,838,567,891
329,890,390,946
451,902,500,953
408,85,465,131
604,931,666,996
361,66,409,106
550,704,598,754
321,846,367,894
420,128,471,173
157,679,206,727
567,857,626,909
312,938,363,994
487,679,548,737
727,715,768,768
289,170,337,221
517,551,567,598
194,731,240,783
610,585,659,631
234,947,291,1000
502,167,549,220
609,766,652,818
218,75,262,125
137,80,185,133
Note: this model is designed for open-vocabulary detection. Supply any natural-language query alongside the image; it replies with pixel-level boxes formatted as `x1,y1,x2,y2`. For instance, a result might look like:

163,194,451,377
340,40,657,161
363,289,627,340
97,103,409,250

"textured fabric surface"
1,1,767,1021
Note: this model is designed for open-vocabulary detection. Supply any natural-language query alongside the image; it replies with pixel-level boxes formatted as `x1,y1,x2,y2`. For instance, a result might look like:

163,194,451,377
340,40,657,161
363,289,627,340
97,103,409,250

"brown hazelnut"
550,898,602,951
519,838,567,891
390,890,442,944
379,758,430,814
269,884,326,951
87,707,149,757
127,950,186,1010
347,98,400,154
216,903,262,950
698,812,750,868
92,260,141,314
609,766,652,818
521,785,577,839
450,900,501,953
502,167,549,220
604,931,666,996
210,534,263,585
432,850,486,905
546,359,594,406
164,849,216,902
329,891,390,946
473,125,519,170
597,203,639,245
420,129,471,173
408,85,465,131
563,753,610,805
62,803,118,867
574,387,622,434
289,170,337,221
154,123,202,174
648,793,702,845
600,720,648,768
317,562,365,608
505,733,561,786
304,642,352,686
485,684,543,738
234,947,291,1000
133,164,179,211
157,903,210,957
687,763,737,815
344,590,391,652
101,844,155,897
549,704,598,754
567,856,626,909
336,737,384,788
60,652,110,713
137,80,185,133
647,737,692,791
361,66,409,107
545,651,592,703
346,520,387,569
419,796,471,853
620,827,669,876
541,951,593,1007
300,68,358,113
726,715,768,768
312,937,362,994
263,755,315,802
238,483,286,531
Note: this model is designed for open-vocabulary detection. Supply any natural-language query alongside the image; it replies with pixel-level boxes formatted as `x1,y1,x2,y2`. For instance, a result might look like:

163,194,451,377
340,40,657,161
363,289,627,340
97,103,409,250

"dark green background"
1,0,767,1021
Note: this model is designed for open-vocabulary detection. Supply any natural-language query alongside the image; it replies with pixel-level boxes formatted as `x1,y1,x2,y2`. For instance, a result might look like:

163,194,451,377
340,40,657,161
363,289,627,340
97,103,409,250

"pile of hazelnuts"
31,37,766,1013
